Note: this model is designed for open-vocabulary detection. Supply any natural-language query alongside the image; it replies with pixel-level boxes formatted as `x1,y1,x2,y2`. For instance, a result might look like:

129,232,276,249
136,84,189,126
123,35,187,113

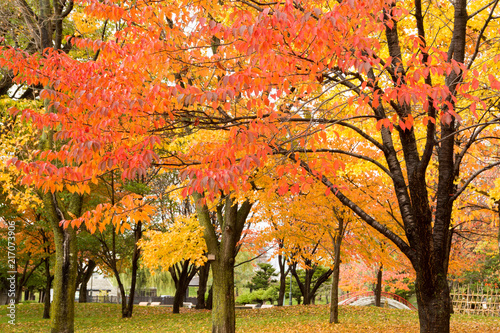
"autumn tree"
140,204,207,313
195,192,252,333
139,172,209,313
3,1,500,333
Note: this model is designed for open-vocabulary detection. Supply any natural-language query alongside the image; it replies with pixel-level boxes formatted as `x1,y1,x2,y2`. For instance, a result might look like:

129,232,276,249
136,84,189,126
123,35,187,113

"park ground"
0,303,499,332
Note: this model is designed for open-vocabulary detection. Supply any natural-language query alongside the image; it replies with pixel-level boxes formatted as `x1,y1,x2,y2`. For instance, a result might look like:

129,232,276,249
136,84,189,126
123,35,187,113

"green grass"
1,303,499,332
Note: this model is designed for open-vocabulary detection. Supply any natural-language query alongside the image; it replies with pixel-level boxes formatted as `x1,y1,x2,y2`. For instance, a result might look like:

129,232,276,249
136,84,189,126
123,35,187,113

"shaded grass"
0,303,499,332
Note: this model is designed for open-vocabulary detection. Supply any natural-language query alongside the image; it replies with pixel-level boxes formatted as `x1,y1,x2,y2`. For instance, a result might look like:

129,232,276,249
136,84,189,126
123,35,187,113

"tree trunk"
302,269,313,305
196,262,210,309
415,272,451,333
50,225,78,333
329,217,344,324
172,276,190,314
206,286,213,310
194,193,252,333
172,284,186,314
115,271,129,318
374,265,383,307
43,257,53,319
79,281,88,303
170,261,198,313
277,271,287,306
43,276,53,319
291,262,332,306
123,221,142,318
276,251,288,307
79,260,95,303
211,257,236,333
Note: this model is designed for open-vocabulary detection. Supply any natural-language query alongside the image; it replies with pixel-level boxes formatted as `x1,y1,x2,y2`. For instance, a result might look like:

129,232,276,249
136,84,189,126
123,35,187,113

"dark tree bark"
108,220,142,318
280,0,480,331
14,254,43,304
170,260,198,314
124,221,142,318
78,260,95,303
196,261,210,309
329,214,346,324
206,286,213,310
276,243,289,307
43,257,54,319
290,259,333,305
374,265,383,307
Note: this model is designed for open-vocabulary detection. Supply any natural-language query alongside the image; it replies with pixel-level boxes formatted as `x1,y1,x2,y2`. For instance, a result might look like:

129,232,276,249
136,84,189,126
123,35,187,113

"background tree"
246,263,277,293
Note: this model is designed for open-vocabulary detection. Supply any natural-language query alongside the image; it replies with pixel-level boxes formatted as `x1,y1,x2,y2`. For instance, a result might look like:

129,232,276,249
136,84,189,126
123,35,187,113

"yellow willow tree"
2,0,500,333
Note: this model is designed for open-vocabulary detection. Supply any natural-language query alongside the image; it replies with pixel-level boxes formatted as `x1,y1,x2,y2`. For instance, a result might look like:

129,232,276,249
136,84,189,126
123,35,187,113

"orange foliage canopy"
1,0,498,203
1,0,500,319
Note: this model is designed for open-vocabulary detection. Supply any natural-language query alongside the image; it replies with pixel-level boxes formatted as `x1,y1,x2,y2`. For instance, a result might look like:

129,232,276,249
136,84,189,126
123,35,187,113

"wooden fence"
451,286,500,316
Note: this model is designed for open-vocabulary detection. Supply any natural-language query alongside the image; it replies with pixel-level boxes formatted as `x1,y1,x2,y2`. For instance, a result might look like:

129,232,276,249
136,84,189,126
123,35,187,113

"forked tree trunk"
79,260,95,303
291,261,332,306
170,260,197,314
194,193,252,333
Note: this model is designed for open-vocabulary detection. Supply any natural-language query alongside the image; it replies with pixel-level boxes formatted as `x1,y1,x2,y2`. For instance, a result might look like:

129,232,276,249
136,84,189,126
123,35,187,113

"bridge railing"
338,291,417,310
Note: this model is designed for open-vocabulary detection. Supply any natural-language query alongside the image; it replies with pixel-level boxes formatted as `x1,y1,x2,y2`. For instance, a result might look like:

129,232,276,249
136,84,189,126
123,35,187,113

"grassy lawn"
1,303,499,332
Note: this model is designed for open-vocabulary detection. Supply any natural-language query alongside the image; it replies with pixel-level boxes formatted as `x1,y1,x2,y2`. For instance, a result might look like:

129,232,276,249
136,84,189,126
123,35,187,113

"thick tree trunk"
302,269,313,305
50,225,78,333
211,257,236,333
415,272,451,333
374,265,383,307
79,281,88,303
196,262,210,309
172,285,185,314
194,193,252,333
